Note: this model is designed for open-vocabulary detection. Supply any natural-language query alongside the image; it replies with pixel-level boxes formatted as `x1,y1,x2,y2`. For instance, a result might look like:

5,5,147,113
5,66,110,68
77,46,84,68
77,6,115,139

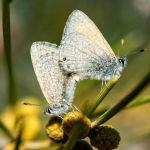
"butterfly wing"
60,10,115,55
60,33,113,77
31,42,66,106
59,10,117,78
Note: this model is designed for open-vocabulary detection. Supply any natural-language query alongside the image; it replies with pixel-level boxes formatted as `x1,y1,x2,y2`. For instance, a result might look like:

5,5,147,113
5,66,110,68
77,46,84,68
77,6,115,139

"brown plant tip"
46,116,68,143
62,111,91,139
89,125,121,150
71,140,93,150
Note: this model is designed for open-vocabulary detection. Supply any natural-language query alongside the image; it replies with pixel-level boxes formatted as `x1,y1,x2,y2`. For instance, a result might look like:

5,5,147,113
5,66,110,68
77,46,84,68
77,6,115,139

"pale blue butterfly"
30,10,127,116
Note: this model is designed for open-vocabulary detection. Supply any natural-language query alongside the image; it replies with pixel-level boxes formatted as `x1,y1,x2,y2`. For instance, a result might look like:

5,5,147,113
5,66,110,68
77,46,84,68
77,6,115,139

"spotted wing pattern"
60,10,115,55
31,42,66,106
59,10,117,79
60,33,116,79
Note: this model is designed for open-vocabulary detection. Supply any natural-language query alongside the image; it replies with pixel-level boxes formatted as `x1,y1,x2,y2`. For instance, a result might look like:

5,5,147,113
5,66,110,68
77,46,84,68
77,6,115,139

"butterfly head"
118,56,127,68
44,106,64,116
44,107,52,116
113,56,127,79
44,99,71,116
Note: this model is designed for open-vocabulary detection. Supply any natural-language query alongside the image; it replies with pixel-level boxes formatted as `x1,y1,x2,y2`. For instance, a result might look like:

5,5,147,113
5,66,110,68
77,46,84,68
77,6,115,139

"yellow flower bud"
0,106,16,132
46,116,68,143
15,97,41,141
62,111,91,139
21,116,41,140
15,97,41,117
0,97,41,141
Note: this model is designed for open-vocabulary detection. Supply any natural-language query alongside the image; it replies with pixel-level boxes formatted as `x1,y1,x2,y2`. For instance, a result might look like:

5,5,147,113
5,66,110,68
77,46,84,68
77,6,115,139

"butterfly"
30,10,127,116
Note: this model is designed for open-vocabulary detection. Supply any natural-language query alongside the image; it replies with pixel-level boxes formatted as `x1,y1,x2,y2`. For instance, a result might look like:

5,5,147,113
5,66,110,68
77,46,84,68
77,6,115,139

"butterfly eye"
118,58,125,66
47,108,51,114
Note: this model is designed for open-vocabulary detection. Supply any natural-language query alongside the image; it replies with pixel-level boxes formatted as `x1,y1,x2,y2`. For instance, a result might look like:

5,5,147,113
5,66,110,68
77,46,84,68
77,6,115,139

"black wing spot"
66,72,72,77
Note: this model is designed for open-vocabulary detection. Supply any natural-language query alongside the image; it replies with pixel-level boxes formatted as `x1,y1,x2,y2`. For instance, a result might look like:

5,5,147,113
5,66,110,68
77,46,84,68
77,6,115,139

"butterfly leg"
72,104,80,112
70,105,76,113
58,115,63,119
104,80,109,88
101,80,104,90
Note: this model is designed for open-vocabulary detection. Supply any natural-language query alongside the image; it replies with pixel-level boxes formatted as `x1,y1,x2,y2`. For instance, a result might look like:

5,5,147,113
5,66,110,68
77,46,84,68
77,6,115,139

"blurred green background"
0,0,150,149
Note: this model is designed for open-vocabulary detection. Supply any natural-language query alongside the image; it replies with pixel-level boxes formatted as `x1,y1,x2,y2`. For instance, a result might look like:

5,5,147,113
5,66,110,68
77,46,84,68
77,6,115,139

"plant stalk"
2,0,16,104
59,123,82,150
91,95,150,119
126,95,150,108
84,78,117,117
0,120,15,140
92,72,150,127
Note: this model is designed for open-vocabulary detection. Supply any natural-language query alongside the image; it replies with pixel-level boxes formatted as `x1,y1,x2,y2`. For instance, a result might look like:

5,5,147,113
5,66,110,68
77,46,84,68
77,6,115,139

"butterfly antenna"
127,48,149,57
117,48,120,57
118,38,124,57
22,102,40,107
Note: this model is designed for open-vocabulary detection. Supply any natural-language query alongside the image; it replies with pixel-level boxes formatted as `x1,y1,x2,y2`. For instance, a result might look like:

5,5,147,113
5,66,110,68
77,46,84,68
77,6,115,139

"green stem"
92,72,150,127
2,0,16,104
14,123,23,150
126,95,150,108
84,78,117,117
91,95,150,119
0,120,15,140
59,123,82,150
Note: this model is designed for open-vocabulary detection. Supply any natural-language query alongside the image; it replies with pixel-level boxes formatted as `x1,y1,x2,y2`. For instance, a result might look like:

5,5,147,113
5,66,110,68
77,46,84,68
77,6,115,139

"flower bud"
62,111,91,139
89,125,120,150
46,116,68,143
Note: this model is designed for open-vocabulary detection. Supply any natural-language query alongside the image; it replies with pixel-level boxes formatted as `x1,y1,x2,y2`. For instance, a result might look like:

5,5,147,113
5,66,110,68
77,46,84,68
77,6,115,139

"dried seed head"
46,116,68,143
71,140,93,150
89,125,121,150
62,111,91,139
